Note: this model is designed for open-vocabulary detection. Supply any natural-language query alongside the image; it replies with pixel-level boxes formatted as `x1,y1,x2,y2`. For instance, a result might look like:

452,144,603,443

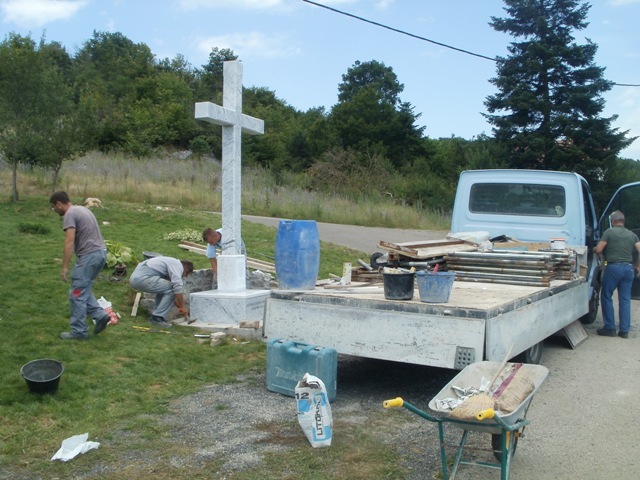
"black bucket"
383,272,415,300
20,359,64,394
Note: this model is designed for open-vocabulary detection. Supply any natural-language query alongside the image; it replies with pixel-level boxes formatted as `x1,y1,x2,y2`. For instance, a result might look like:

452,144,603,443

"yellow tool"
132,325,178,335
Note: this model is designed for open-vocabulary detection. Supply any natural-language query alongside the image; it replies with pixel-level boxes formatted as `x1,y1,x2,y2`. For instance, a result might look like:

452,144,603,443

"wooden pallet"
378,238,477,260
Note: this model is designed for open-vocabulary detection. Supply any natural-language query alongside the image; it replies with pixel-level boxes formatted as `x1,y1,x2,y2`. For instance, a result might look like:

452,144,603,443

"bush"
18,223,50,235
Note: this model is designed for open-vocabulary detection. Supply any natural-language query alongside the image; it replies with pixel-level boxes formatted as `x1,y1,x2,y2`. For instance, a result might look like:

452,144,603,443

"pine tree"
484,0,635,182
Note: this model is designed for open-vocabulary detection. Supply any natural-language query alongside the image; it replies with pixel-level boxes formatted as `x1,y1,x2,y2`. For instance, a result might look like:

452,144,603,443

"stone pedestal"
218,254,246,293
190,289,271,325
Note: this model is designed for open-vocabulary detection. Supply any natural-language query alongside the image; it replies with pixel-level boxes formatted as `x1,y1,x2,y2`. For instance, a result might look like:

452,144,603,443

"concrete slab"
190,289,270,326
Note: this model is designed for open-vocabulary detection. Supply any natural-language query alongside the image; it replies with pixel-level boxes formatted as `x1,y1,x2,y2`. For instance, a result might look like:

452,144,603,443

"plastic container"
416,271,456,303
275,220,320,290
20,359,64,394
383,271,415,300
266,338,337,402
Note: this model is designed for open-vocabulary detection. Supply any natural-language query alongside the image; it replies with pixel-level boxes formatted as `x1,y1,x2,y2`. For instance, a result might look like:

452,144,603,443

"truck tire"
370,252,387,269
515,341,543,364
580,286,600,325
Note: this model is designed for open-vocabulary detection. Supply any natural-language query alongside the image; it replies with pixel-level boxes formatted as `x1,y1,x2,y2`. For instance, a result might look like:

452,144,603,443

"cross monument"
195,60,264,293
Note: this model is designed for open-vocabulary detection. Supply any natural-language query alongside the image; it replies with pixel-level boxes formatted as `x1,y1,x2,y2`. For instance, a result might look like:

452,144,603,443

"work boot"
150,315,172,328
618,331,629,339
596,328,616,337
60,331,88,340
94,315,110,335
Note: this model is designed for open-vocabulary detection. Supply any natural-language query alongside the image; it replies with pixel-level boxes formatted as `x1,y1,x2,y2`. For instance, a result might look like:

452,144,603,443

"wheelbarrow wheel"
491,430,519,462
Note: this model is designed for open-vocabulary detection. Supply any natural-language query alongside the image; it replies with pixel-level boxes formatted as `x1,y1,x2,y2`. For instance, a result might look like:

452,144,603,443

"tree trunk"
52,165,61,192
11,160,19,202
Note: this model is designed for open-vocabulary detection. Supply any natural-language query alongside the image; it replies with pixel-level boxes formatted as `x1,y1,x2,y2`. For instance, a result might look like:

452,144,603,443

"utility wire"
301,0,640,87
302,0,496,62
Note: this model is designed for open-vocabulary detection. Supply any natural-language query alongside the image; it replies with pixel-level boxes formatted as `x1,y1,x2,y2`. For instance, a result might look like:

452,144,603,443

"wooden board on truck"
378,239,477,259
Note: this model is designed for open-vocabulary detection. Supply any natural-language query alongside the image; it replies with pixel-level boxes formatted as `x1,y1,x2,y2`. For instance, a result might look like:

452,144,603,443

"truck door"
599,182,640,299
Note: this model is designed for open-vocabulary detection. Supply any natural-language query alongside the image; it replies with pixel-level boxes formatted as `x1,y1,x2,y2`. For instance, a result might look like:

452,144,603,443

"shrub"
18,223,51,235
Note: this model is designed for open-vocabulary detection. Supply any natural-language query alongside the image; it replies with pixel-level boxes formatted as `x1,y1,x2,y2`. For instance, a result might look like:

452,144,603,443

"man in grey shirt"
50,191,111,340
129,256,193,328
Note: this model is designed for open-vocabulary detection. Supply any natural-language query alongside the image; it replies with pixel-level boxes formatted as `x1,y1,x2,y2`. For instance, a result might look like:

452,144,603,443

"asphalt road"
242,214,448,255
243,215,640,479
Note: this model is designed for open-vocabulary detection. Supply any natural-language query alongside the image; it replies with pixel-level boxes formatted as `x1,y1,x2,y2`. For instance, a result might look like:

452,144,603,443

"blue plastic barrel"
275,220,320,290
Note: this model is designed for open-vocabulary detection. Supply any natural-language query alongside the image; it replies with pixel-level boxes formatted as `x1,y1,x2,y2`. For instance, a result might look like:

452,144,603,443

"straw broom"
449,345,513,420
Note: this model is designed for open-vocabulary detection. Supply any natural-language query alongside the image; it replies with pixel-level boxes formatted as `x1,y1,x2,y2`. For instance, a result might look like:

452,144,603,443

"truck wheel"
516,341,543,364
370,252,387,268
580,288,600,325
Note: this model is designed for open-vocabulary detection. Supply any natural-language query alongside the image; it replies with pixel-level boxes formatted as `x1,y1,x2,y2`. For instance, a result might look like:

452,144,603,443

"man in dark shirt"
593,210,640,338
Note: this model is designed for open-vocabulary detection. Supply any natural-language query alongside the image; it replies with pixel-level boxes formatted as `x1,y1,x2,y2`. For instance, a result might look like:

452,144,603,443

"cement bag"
296,373,333,448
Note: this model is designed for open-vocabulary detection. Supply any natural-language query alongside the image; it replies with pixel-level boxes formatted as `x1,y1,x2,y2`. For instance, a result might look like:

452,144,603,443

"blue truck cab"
451,169,640,322
450,169,597,247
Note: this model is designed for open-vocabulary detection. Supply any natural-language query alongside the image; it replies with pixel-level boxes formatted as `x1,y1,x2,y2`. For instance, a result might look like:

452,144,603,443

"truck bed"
263,277,588,369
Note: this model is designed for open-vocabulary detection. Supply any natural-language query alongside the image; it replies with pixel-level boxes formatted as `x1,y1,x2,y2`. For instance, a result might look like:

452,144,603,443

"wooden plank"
177,243,276,273
378,239,477,260
131,292,142,317
379,239,464,249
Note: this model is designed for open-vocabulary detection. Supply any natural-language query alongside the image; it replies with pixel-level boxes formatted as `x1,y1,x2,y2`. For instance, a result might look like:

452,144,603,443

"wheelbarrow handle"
383,397,404,408
476,408,495,421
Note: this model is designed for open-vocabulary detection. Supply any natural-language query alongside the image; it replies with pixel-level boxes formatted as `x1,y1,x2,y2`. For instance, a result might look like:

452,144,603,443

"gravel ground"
157,356,458,479
151,312,640,480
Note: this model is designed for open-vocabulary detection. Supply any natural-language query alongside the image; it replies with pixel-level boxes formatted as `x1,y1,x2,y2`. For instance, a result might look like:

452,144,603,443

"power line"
301,0,496,62
301,0,640,88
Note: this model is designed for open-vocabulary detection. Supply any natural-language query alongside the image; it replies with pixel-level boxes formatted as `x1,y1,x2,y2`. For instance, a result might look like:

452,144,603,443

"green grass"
0,194,405,479
0,153,448,479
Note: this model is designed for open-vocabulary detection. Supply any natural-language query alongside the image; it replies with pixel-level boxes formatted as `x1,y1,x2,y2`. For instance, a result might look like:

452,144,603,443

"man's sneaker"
618,331,629,339
60,331,88,340
94,315,110,335
150,316,172,328
596,328,616,337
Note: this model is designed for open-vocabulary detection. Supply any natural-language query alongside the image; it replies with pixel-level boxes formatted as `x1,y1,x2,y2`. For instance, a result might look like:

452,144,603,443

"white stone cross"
195,60,264,292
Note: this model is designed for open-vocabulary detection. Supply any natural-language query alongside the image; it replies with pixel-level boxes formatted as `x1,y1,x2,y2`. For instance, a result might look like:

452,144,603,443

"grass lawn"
0,194,394,479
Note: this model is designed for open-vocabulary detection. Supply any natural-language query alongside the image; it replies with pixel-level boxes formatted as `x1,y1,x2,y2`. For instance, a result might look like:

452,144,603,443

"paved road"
242,215,448,255
244,215,640,479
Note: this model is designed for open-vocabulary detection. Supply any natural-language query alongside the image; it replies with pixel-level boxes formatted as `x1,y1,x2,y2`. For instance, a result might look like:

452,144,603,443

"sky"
2,0,639,160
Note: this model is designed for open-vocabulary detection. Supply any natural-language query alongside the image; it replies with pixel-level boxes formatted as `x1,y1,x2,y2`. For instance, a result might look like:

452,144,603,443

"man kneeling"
130,256,193,328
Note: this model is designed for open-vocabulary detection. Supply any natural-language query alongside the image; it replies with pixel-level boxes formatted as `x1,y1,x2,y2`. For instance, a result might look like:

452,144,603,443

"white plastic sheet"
51,433,100,462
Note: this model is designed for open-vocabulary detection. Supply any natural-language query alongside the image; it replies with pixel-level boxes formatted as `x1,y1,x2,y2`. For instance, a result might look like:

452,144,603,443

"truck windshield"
469,183,566,217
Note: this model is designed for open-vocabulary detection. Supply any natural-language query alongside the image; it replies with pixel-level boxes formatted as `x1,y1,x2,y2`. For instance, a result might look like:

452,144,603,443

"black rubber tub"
20,359,64,394
382,271,415,300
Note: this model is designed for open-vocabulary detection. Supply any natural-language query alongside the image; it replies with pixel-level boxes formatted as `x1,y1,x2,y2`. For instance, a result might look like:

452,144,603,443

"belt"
607,262,631,265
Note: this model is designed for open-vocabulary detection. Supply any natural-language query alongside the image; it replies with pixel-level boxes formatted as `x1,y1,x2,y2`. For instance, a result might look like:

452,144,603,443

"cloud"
0,0,87,28
195,31,302,60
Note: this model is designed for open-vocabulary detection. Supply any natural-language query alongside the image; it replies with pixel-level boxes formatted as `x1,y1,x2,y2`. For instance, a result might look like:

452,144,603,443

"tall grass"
0,151,451,230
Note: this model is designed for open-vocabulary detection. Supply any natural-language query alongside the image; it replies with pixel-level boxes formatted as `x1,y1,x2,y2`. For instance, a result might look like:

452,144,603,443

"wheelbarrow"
384,361,548,480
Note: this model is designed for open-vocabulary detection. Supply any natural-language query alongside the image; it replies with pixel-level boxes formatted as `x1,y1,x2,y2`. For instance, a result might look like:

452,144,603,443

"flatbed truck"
263,170,640,368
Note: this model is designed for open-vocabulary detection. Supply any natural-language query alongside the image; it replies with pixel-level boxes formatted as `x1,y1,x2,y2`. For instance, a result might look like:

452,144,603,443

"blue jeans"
129,263,175,320
69,249,108,337
601,263,634,333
